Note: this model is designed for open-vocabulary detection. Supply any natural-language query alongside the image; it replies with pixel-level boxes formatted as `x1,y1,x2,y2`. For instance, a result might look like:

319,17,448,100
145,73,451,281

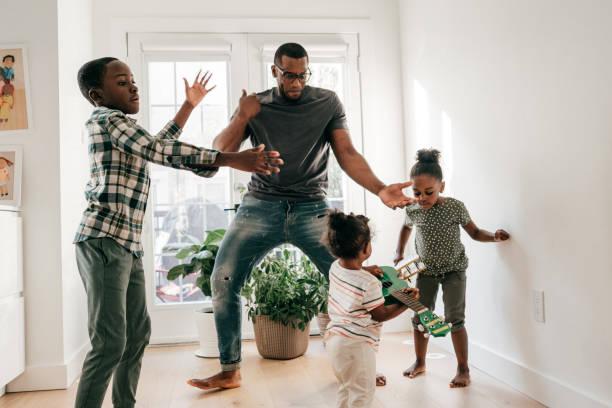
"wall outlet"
532,290,545,323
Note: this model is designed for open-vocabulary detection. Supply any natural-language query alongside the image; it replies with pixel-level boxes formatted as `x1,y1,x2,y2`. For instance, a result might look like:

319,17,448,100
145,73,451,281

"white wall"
92,0,410,332
4,0,93,392
399,1,612,407
3,0,65,391
58,0,94,385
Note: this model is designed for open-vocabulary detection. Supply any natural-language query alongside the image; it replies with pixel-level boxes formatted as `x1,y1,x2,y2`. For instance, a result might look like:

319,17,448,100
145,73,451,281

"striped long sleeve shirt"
74,107,219,256
327,260,385,349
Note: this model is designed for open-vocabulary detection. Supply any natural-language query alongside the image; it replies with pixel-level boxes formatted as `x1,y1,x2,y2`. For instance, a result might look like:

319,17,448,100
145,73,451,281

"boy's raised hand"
183,70,216,108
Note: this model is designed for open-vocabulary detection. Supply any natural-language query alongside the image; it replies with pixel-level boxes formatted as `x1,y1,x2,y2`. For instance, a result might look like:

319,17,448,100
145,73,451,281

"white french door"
128,32,363,344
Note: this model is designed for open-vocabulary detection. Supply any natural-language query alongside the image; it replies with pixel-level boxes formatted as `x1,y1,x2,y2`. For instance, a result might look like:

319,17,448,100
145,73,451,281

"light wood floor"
0,333,544,408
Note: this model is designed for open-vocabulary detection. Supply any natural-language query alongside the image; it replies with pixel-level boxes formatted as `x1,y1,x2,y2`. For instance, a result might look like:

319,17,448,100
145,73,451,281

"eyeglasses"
274,65,312,83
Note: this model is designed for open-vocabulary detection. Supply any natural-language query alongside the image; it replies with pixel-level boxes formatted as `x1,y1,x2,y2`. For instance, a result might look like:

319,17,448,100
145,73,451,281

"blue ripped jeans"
211,194,334,370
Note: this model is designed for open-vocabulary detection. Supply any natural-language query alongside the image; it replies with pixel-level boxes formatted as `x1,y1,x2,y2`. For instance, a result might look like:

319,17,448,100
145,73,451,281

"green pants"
74,238,151,408
412,270,466,332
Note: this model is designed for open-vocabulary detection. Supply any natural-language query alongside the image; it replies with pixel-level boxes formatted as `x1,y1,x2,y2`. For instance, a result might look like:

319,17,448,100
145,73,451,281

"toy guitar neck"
379,265,451,338
388,289,426,312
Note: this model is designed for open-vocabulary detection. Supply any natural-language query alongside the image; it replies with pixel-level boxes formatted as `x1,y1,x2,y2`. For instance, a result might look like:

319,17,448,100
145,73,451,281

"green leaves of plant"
175,245,201,260
242,249,329,330
203,229,225,246
165,229,227,296
194,250,214,260
166,264,185,281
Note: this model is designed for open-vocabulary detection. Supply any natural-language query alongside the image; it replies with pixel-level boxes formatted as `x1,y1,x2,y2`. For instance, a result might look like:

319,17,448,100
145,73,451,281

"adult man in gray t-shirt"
247,84,348,201
189,43,413,391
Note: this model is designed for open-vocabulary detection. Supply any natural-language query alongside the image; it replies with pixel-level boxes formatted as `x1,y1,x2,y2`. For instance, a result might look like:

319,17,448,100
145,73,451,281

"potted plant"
166,229,226,358
241,248,328,360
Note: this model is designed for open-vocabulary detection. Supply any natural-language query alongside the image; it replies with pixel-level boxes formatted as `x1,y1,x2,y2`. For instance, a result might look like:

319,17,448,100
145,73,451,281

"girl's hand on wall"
494,229,510,242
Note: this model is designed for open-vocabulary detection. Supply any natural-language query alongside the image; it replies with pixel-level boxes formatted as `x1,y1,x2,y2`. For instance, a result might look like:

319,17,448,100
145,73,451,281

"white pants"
327,333,377,408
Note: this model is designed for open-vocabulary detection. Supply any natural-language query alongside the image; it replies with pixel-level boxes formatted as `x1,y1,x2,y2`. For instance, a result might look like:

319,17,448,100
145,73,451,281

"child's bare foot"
403,360,426,378
449,367,470,388
376,373,386,386
187,370,242,390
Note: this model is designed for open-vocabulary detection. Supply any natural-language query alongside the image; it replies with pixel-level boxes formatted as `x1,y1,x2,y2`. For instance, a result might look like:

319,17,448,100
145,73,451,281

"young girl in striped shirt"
325,210,419,408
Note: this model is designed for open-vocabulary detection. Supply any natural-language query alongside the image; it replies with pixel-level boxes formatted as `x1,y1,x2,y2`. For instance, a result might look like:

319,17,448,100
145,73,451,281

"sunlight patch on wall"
414,79,430,150
442,110,453,194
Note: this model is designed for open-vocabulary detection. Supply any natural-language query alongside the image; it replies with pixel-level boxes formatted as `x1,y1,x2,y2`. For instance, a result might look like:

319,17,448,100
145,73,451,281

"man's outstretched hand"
378,181,414,209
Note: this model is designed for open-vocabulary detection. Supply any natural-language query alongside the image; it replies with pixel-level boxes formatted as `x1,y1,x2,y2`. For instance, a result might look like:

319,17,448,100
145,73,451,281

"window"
130,33,363,314
146,58,232,305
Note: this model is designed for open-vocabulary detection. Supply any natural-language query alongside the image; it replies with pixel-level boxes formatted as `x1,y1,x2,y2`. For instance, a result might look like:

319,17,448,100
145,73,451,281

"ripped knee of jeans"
212,265,241,297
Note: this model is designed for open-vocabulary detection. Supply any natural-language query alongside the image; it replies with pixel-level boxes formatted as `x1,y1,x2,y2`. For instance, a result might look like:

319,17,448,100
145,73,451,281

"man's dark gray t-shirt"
244,86,348,201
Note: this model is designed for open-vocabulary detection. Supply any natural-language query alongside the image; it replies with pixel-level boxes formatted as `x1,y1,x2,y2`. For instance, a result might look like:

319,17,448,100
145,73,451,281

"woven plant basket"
253,315,310,360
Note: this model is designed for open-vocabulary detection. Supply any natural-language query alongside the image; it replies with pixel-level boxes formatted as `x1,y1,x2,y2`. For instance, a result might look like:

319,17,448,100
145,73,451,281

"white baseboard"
7,341,90,392
7,363,68,392
150,327,254,345
150,334,199,345
243,329,254,340
0,386,5,397
434,336,611,408
66,341,91,388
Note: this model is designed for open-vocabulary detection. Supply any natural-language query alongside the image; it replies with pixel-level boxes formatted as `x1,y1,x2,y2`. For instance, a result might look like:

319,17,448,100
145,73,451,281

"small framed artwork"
0,45,32,133
0,145,23,210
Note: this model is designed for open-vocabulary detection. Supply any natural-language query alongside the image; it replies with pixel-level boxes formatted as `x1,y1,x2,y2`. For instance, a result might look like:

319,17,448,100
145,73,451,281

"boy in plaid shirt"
73,57,282,408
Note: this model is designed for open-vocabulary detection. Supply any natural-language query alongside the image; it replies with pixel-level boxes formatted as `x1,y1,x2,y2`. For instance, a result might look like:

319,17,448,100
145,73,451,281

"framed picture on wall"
0,45,32,133
0,145,23,210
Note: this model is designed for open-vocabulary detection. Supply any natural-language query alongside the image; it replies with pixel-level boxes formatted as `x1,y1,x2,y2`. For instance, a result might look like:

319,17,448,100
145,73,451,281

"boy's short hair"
274,43,309,66
77,57,118,105
2,55,15,63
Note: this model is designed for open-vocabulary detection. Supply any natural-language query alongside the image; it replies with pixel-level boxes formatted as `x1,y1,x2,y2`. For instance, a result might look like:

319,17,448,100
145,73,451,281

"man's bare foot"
376,373,386,386
187,370,242,391
449,367,470,388
403,360,426,379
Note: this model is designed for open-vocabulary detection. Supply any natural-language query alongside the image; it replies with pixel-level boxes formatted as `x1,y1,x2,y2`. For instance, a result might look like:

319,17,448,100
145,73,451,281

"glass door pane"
147,60,231,305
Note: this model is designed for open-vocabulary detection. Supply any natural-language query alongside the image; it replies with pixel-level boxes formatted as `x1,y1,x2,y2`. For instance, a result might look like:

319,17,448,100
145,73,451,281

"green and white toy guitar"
379,264,452,338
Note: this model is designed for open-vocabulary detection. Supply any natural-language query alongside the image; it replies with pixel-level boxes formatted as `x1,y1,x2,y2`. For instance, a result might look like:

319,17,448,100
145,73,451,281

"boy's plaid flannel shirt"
74,107,219,257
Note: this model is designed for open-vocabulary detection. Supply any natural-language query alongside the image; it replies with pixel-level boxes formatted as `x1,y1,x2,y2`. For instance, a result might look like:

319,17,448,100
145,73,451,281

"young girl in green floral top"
394,148,510,388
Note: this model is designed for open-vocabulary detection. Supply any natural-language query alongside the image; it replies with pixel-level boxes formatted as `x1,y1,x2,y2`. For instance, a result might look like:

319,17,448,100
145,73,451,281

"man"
188,43,412,390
